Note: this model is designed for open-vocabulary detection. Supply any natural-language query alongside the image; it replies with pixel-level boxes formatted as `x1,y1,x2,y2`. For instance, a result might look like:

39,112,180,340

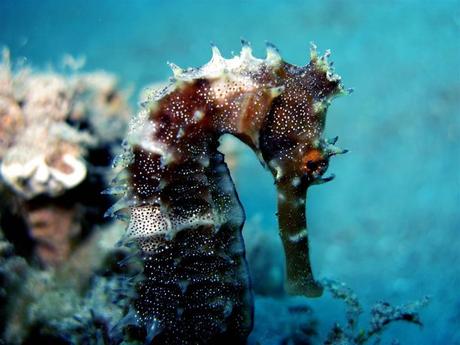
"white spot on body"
127,205,217,252
289,228,308,243
291,177,301,187
192,110,204,122
176,128,185,138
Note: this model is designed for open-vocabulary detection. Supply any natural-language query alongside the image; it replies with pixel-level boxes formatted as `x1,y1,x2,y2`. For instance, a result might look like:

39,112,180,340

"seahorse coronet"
109,41,349,344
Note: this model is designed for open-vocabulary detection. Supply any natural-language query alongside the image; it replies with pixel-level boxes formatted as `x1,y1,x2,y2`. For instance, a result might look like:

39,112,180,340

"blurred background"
0,0,459,344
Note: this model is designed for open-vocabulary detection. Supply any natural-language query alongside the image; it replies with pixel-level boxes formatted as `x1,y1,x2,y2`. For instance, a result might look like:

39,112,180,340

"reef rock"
0,48,131,266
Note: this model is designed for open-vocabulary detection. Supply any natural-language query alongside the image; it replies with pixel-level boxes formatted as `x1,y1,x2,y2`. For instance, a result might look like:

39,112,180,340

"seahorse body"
109,41,349,344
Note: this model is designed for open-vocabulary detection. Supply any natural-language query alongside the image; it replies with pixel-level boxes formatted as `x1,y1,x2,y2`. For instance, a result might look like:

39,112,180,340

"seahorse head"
252,43,350,297
256,43,348,182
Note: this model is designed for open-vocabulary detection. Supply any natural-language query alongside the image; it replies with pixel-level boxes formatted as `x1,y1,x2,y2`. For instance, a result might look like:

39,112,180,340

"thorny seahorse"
107,41,350,344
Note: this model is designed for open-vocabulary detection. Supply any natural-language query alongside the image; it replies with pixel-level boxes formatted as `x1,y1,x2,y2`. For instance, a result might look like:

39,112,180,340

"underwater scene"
0,0,459,344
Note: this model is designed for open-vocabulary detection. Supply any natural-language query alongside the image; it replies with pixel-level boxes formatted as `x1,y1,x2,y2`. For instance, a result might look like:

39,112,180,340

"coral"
0,50,130,199
322,279,430,345
0,220,136,345
0,49,131,266
26,205,78,266
0,49,134,344
108,40,349,344
0,226,30,338
247,278,429,345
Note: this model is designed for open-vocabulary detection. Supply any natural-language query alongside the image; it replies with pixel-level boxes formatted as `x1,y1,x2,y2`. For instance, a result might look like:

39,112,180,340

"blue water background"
1,0,459,343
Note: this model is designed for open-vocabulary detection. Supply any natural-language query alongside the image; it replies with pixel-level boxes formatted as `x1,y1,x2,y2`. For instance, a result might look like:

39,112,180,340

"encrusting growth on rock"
0,49,130,266
109,40,350,344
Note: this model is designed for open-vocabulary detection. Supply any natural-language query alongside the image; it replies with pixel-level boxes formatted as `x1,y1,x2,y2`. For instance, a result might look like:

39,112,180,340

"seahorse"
107,41,350,344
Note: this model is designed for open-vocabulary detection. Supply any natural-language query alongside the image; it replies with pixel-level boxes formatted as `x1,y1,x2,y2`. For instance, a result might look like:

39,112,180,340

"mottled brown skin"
119,44,347,344
127,80,254,344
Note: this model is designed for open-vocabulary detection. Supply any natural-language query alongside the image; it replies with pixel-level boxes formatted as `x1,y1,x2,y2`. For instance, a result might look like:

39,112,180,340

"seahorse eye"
306,160,319,171
301,149,328,178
